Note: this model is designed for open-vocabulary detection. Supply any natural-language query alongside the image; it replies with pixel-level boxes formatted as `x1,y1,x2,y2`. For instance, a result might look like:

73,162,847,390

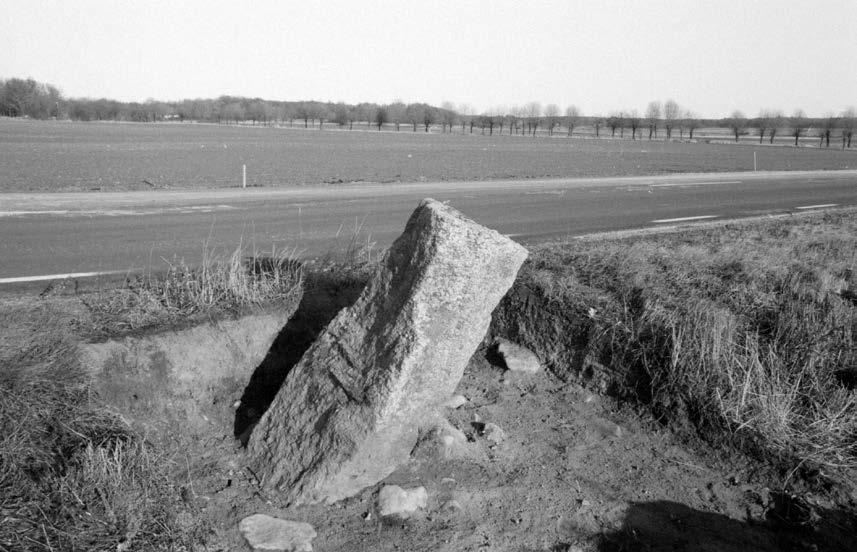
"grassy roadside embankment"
2,210,856,549
0,246,304,551
498,209,857,482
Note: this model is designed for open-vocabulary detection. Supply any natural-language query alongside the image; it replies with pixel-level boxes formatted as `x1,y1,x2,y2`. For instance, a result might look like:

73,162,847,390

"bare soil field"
1,119,855,192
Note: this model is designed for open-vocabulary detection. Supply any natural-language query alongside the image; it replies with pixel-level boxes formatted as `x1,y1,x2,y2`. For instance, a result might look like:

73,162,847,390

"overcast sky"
2,0,855,118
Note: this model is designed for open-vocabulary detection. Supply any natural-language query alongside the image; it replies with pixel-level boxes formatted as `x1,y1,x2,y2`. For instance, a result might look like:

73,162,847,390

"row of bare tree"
2,77,855,148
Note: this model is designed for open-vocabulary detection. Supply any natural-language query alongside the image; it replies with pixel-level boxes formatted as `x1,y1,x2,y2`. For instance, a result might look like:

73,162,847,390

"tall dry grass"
84,241,304,333
528,211,857,477
0,305,202,551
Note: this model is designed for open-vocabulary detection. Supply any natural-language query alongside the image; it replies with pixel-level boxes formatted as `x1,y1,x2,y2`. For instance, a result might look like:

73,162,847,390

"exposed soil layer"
169,348,857,551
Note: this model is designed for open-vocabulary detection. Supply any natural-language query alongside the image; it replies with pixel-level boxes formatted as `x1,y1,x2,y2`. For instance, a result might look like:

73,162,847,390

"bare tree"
423,106,437,132
790,109,806,146
388,101,406,131
506,111,518,135
606,114,621,137
767,110,783,144
842,107,856,148
728,110,746,142
819,114,836,148
544,104,560,136
458,104,473,134
440,101,457,133
525,102,541,136
628,110,641,140
663,99,679,139
494,107,507,134
755,110,769,144
565,105,581,137
375,107,388,130
405,103,422,132
645,101,661,139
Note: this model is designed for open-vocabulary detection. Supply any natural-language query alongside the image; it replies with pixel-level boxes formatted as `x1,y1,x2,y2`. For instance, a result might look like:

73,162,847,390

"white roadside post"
754,151,757,172
243,164,247,188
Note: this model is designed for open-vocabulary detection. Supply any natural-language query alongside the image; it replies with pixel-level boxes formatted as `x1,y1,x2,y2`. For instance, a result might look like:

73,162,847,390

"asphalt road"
2,170,856,284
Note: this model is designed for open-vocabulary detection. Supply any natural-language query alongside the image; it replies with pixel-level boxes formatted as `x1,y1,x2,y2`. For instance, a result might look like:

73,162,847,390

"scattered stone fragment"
482,422,506,445
590,419,623,439
442,394,468,409
378,485,428,518
238,514,316,552
427,418,473,460
247,199,527,504
495,337,541,374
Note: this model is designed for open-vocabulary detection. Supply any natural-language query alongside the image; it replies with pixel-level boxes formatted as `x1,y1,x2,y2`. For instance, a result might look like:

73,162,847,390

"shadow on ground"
233,270,367,445
594,496,857,552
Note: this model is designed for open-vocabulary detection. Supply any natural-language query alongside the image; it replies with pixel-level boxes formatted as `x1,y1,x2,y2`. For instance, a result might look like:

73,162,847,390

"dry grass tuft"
84,242,304,334
527,211,857,477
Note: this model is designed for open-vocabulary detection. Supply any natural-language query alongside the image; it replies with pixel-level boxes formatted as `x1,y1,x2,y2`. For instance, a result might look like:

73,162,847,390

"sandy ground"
165,349,856,551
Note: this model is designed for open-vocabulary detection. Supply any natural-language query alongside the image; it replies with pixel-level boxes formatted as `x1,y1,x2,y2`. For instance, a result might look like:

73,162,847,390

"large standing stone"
247,199,527,504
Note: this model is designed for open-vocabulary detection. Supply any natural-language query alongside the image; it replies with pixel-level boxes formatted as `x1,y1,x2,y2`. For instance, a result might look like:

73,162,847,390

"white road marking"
0,210,72,217
650,180,742,188
0,205,237,218
795,203,838,210
0,270,131,284
650,215,718,224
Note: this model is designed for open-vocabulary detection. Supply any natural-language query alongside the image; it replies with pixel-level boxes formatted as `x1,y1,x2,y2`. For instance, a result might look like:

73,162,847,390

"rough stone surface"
495,337,542,374
248,199,527,504
239,514,316,552
378,485,428,518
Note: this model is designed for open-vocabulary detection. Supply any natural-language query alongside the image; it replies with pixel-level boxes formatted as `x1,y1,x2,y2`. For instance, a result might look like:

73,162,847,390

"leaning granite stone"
247,198,527,504
238,514,316,552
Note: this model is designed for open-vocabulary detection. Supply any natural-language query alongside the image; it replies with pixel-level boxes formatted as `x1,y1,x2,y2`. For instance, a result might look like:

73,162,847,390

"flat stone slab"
247,199,527,504
378,485,428,518
239,514,316,552
495,337,542,374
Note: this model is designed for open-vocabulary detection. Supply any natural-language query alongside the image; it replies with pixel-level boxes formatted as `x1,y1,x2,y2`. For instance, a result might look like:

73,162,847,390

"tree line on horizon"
1,76,854,148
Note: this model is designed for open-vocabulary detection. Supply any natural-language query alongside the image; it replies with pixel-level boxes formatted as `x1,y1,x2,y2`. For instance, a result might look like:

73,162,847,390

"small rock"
442,394,467,409
590,419,623,439
378,485,428,518
239,514,316,552
483,422,506,445
437,420,469,458
411,419,476,460
495,338,541,374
